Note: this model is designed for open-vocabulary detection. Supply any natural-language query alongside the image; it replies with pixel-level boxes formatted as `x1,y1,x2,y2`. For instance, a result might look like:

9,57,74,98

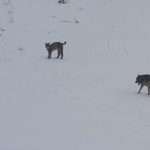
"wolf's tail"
62,41,66,45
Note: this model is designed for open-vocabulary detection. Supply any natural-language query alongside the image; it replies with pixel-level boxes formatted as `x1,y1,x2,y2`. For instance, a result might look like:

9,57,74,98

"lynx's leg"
47,51,52,59
138,84,143,93
56,50,60,58
148,86,150,95
60,49,63,59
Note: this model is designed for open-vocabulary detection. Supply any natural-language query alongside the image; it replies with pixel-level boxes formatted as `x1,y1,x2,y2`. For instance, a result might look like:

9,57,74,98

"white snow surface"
1,0,150,149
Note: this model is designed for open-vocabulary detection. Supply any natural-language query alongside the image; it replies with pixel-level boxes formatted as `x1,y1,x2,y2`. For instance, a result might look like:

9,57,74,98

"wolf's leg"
138,85,143,93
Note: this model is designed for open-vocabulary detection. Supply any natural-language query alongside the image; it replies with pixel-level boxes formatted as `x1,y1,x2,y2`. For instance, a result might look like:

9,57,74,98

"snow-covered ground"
1,0,150,149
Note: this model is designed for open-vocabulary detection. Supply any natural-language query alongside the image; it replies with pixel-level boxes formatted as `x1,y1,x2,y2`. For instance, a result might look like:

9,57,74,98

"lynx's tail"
62,41,66,45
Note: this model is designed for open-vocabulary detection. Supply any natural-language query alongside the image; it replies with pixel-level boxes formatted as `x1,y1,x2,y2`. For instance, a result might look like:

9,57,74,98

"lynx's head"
45,42,50,50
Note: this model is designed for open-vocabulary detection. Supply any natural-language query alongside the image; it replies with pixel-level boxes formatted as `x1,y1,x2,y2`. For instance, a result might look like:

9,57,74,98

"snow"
1,0,150,149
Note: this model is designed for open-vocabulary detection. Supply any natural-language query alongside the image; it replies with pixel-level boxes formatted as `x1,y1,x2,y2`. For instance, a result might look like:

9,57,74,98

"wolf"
135,74,150,95
45,41,66,59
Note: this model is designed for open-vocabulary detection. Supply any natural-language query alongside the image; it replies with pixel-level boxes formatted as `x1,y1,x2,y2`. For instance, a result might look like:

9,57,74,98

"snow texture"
1,0,150,149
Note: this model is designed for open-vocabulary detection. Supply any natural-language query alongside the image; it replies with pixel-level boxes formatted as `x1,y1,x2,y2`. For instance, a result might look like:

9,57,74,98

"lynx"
45,41,66,59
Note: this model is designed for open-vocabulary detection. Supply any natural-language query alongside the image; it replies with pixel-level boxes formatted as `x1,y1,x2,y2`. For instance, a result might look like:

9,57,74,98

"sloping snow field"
1,0,150,149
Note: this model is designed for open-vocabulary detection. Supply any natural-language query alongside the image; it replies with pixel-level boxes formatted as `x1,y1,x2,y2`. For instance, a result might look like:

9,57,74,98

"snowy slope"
1,0,150,149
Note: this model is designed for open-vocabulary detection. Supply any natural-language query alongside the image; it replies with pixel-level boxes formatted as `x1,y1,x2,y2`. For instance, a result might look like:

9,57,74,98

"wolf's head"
135,75,141,85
